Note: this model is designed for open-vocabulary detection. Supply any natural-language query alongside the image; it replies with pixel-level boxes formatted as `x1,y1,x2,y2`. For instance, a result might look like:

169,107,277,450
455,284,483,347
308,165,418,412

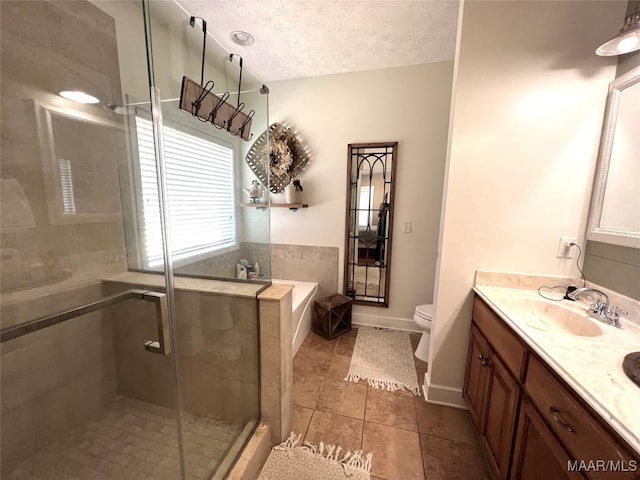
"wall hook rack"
178,16,254,140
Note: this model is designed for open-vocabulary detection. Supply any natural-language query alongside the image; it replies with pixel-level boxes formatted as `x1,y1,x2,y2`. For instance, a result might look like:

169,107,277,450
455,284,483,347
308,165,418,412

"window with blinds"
135,117,237,268
358,185,374,227
58,158,76,214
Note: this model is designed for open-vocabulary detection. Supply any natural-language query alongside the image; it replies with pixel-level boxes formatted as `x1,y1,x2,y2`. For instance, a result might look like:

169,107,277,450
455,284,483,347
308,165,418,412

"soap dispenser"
236,263,247,280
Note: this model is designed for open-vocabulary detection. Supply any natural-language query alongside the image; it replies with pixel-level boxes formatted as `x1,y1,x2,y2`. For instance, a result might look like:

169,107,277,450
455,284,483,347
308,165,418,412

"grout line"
302,408,312,441
313,352,331,411
413,385,421,435
304,410,317,443
360,350,367,451
363,417,420,434
418,429,429,478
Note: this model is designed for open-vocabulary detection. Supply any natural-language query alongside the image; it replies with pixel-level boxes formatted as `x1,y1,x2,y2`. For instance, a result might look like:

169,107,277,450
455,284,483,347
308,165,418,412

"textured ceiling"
175,0,460,82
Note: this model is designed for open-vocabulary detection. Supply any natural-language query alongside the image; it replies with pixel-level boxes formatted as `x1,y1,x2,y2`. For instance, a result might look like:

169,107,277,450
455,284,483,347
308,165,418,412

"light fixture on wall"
58,90,100,104
596,1,640,56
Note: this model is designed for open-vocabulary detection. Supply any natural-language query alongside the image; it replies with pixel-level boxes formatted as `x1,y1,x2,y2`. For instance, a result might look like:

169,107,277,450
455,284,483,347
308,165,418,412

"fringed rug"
258,433,372,480
345,326,420,396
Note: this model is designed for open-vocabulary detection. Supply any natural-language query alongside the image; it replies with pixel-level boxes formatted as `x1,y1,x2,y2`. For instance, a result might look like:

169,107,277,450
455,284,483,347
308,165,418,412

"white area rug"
258,433,372,480
345,326,420,396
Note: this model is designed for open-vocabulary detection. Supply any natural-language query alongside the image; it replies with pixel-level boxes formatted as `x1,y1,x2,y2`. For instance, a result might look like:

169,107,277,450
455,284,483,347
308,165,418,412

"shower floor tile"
8,396,242,480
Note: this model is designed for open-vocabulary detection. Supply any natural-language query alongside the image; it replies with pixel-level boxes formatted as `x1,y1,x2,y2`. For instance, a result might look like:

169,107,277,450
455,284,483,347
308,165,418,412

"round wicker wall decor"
245,123,309,193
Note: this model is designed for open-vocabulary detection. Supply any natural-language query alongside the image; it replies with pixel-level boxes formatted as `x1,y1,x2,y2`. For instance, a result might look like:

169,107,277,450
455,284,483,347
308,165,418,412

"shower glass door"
140,1,269,479
0,0,183,478
1,1,267,477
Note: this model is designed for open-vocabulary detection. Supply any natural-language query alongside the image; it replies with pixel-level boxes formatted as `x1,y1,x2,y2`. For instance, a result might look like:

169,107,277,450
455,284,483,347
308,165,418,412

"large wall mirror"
587,65,640,249
344,142,397,307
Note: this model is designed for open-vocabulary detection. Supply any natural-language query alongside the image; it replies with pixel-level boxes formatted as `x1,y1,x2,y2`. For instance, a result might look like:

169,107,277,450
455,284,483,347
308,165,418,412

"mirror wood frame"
343,142,398,307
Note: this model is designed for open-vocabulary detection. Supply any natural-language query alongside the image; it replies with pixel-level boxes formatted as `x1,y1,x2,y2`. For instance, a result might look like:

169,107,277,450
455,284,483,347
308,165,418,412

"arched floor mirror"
344,142,397,307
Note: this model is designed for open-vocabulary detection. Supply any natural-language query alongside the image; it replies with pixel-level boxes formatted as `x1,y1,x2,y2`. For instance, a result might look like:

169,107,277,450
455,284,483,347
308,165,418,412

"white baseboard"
352,312,421,332
423,374,467,409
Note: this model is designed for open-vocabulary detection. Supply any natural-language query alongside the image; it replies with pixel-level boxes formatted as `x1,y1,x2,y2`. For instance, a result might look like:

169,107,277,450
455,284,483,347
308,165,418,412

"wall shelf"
241,203,309,211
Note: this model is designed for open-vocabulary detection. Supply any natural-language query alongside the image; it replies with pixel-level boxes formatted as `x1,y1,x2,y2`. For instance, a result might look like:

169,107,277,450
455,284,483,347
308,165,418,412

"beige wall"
90,0,237,105
268,62,454,323
428,0,625,404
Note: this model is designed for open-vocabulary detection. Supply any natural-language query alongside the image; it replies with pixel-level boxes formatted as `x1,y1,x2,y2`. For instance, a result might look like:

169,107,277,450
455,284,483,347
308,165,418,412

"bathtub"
271,279,319,356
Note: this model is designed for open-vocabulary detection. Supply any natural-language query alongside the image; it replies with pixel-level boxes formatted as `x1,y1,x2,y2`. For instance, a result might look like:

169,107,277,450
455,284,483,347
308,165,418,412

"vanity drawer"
472,296,527,381
525,355,638,478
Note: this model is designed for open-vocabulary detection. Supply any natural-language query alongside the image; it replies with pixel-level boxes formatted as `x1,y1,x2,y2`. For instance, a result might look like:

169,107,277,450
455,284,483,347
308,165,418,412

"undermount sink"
500,297,603,337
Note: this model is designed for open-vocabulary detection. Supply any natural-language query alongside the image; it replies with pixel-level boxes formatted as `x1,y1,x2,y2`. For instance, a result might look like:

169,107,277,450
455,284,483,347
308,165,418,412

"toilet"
413,304,433,362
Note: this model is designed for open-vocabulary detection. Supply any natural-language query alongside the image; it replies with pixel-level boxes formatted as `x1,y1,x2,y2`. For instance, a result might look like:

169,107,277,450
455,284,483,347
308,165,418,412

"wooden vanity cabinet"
511,398,584,480
524,356,639,480
464,307,524,479
464,295,640,480
464,325,490,428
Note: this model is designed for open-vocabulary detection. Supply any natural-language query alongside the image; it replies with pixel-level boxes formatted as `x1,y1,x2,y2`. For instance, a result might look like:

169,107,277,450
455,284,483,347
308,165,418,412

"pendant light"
596,1,640,56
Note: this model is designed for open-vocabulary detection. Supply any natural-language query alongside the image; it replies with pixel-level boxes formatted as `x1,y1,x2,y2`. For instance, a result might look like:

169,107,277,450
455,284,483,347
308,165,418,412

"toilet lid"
415,304,434,320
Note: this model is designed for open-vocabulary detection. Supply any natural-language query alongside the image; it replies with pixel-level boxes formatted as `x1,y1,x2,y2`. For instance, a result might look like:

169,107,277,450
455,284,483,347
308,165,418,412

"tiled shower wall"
175,242,271,280
176,244,339,300
103,280,261,426
0,285,118,477
0,0,127,296
271,244,339,299
0,1,127,473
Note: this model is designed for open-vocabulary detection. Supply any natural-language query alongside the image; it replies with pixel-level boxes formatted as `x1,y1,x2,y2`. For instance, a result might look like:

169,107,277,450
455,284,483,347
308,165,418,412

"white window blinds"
135,117,236,268
58,158,76,214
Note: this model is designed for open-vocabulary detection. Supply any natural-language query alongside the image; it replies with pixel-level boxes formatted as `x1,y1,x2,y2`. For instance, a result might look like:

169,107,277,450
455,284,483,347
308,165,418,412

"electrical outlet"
403,221,412,233
557,237,577,259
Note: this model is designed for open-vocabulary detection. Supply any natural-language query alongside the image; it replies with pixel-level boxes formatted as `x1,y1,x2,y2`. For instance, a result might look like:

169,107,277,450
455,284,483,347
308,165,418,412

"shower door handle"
0,289,172,356
140,291,172,356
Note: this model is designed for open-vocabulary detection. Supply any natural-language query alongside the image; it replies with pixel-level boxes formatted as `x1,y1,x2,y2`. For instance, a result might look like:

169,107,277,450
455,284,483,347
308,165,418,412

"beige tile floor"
291,329,492,480
8,397,241,480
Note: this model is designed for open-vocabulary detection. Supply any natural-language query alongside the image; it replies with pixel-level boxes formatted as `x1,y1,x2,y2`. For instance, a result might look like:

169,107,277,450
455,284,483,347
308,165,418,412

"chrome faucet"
567,287,627,327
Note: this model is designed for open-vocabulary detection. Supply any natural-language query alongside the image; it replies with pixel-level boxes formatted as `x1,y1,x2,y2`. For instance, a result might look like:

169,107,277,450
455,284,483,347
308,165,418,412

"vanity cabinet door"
511,398,585,480
482,351,520,479
464,324,490,428
464,324,520,479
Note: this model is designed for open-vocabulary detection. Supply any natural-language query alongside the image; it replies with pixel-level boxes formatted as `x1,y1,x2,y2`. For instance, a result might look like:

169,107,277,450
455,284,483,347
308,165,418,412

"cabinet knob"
478,353,490,367
549,406,576,433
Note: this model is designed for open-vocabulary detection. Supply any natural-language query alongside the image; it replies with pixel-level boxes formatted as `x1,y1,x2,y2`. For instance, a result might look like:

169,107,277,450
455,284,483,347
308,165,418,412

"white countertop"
473,284,640,455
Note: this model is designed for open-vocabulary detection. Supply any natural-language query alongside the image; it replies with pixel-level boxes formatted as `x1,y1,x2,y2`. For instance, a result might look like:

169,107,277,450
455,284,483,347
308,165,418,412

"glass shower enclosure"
0,1,270,478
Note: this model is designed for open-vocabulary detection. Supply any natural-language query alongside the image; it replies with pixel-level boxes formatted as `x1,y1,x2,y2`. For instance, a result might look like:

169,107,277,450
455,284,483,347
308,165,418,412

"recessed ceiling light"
230,30,255,46
59,90,100,104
